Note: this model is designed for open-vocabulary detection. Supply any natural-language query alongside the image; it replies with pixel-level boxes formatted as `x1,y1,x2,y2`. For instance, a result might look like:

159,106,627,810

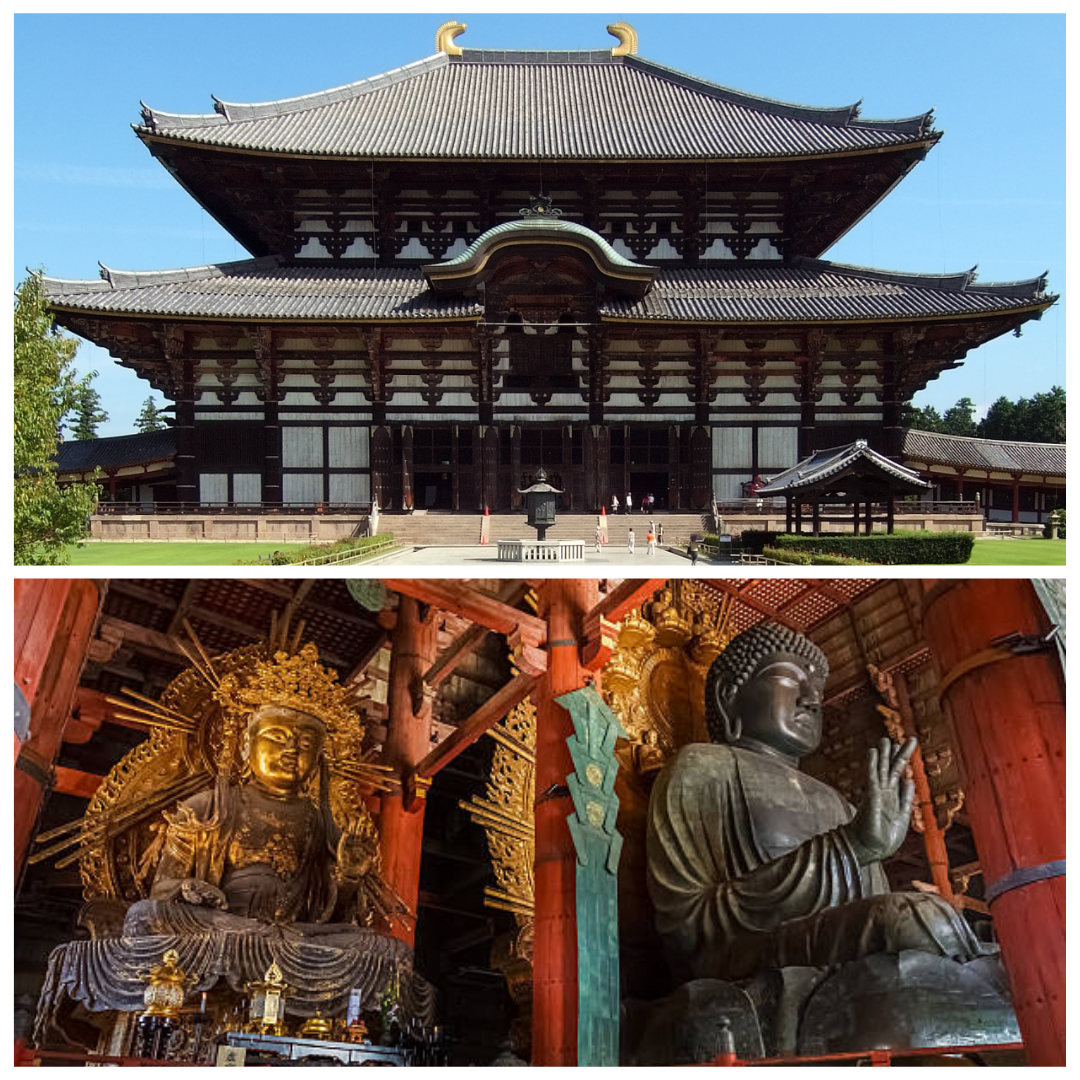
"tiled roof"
44,256,1051,325
903,429,1065,477
137,50,935,160
758,440,930,494
56,430,176,473
600,258,1052,322
44,257,482,320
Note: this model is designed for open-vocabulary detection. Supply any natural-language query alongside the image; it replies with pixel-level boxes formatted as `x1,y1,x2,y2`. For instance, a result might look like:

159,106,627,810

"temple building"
15,576,1065,1065
42,22,1055,516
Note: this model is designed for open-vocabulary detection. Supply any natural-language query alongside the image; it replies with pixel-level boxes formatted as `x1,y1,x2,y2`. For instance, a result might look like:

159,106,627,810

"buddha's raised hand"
335,820,375,883
843,736,917,866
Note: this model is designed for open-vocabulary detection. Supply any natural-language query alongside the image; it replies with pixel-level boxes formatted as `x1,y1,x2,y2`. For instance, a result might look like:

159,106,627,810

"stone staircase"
375,510,713,547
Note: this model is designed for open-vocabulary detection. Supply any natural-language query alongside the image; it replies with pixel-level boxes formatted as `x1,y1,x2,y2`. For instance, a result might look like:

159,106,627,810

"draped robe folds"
33,779,436,1045
646,744,989,983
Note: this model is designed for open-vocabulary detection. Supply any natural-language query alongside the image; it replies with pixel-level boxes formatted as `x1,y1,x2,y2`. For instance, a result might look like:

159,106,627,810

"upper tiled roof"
56,430,176,473
759,440,930,494
600,258,1052,322
903,429,1065,476
136,50,936,160
43,255,1051,324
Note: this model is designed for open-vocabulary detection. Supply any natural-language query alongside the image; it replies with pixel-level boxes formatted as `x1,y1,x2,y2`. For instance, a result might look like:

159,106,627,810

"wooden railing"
294,537,399,566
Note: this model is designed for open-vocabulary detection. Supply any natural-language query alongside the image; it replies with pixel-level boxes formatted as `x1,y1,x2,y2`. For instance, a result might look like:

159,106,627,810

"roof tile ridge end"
208,54,448,124
96,254,280,290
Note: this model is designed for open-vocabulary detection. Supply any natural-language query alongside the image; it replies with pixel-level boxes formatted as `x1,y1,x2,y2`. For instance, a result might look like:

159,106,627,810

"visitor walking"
627,528,636,555
688,537,699,566
626,491,633,515
657,521,664,545
595,525,603,553
611,493,620,516
647,528,656,556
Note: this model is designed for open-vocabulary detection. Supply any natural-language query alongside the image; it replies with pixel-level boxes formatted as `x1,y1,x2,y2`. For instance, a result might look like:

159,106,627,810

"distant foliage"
906,387,1065,444
14,273,100,564
135,396,169,433
68,376,109,440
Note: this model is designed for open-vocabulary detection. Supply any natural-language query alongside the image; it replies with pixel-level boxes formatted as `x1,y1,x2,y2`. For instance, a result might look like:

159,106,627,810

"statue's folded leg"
123,898,267,938
769,893,989,969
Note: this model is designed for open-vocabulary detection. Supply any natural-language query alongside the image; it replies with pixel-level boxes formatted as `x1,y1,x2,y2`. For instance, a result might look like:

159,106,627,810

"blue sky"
15,13,1064,438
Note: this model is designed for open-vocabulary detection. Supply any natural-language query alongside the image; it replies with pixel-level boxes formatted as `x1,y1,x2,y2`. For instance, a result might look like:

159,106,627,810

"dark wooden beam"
424,582,529,688
384,579,546,653
707,580,803,632
414,672,540,780
166,580,202,637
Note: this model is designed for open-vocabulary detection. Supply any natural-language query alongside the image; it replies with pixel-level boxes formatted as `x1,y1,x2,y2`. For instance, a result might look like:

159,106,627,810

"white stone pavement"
362,543,704,567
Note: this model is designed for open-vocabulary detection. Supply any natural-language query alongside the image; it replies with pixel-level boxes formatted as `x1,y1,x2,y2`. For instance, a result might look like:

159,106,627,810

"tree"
14,273,101,564
977,386,1064,443
940,397,978,437
135,396,168,433
903,403,945,432
68,375,109,440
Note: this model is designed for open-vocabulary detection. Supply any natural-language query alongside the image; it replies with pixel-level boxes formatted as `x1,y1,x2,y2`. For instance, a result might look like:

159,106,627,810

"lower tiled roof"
56,430,176,473
903,429,1065,476
43,255,1051,324
759,440,930,494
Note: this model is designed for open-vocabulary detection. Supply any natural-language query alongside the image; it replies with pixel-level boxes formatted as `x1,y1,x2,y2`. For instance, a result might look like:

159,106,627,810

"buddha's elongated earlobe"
715,688,742,745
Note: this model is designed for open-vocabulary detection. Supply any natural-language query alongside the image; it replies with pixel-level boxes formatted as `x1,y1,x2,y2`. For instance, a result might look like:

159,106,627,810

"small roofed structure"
758,440,930,535
55,429,176,505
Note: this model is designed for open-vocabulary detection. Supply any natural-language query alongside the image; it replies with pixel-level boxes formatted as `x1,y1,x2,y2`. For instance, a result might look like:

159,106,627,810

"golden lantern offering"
139,949,189,1020
245,961,289,1035
299,1008,333,1040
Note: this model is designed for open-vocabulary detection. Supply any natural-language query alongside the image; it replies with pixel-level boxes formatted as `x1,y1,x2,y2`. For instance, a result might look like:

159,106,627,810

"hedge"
761,546,871,567
234,533,392,566
772,531,975,565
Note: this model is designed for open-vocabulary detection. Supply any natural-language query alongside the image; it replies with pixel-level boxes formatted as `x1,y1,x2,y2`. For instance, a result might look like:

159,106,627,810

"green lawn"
966,538,1066,567
64,542,309,566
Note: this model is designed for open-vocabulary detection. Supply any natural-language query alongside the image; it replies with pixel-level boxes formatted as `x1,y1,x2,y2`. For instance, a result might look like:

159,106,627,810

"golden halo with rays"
31,614,398,909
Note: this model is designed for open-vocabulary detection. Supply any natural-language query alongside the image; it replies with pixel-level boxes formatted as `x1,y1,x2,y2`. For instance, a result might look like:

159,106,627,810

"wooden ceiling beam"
424,582,529,689
705,581,803,632
414,671,540,781
587,579,667,627
53,766,104,800
384,579,546,643
166,580,202,638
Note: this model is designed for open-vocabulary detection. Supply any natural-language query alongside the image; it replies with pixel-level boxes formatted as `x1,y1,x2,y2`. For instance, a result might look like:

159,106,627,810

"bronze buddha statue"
637,622,1015,1060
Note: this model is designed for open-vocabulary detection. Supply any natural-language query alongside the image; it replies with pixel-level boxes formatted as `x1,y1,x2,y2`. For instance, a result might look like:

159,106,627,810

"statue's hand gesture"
335,820,375,884
179,878,228,909
843,737,917,866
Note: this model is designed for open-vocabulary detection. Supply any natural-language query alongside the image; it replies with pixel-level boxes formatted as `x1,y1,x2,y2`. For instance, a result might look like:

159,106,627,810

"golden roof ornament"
436,20,466,56
607,21,638,57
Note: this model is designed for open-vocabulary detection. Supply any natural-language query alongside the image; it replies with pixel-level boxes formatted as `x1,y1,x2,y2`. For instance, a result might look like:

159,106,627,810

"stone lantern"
519,467,562,542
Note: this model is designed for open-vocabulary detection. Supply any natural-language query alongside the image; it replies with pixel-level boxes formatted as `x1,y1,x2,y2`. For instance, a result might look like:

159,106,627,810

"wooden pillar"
378,596,438,948
401,425,414,511
14,580,102,885
922,580,1064,1065
532,579,598,1066
812,500,820,536
511,426,522,510
852,500,860,535
887,494,895,534
864,500,873,534
1011,474,1021,523
794,499,802,535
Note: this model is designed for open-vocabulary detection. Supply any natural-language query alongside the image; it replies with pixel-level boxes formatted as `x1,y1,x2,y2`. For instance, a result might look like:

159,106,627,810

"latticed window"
521,429,564,466
628,428,670,465
412,427,453,466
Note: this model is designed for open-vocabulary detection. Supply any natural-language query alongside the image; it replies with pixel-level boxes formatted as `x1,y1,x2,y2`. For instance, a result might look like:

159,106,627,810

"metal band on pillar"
985,860,1066,904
